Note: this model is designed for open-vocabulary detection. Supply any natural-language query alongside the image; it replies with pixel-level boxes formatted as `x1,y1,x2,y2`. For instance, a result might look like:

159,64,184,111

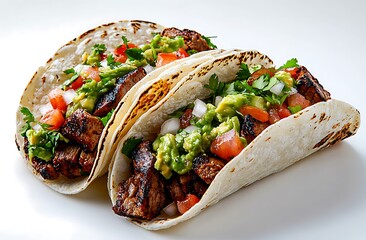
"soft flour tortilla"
15,20,220,194
108,50,360,230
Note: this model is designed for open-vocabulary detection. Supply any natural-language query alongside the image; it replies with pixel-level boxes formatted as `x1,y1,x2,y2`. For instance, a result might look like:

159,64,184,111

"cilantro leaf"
62,71,80,90
100,109,114,126
91,44,107,55
252,74,270,90
122,137,143,158
63,68,76,74
125,48,144,61
122,36,129,47
202,35,217,49
20,107,35,123
107,54,122,69
288,105,302,114
204,74,225,101
277,58,299,70
235,63,251,81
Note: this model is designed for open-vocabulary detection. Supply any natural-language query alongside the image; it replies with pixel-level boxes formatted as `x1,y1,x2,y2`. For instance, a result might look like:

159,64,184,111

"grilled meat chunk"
53,143,82,178
61,109,104,152
79,150,96,174
31,159,59,180
241,115,270,143
113,171,166,220
167,172,208,202
161,27,211,52
295,66,331,104
113,141,167,220
193,155,226,184
94,67,146,117
131,141,155,174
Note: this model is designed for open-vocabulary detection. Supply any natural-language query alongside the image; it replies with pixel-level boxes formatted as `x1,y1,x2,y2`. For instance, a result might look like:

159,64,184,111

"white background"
1,0,366,239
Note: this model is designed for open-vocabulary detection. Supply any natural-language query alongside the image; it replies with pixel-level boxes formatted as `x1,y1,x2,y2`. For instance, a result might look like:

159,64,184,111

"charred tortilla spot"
313,132,334,149
85,38,92,45
332,122,340,129
231,168,235,172
42,76,46,83
311,113,317,120
265,137,271,141
249,158,254,162
102,22,114,27
79,28,96,40
47,58,53,64
121,27,127,31
117,80,170,140
131,22,141,34
319,113,326,123
322,123,354,149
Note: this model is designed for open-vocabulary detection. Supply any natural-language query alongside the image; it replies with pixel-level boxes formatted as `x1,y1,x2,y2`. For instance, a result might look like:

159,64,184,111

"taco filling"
113,58,331,220
19,27,215,181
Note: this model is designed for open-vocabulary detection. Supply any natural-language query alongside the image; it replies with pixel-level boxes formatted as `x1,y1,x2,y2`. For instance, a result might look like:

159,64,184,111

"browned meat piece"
241,115,270,143
131,141,155,174
295,66,331,104
61,109,104,152
53,143,82,178
93,67,146,117
180,108,193,128
112,171,166,220
79,150,96,174
112,141,167,220
167,172,208,202
193,155,226,184
161,27,212,52
32,159,59,180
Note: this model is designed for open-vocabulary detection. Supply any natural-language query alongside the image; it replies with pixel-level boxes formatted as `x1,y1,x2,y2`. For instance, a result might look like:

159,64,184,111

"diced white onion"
100,59,108,68
270,82,285,95
163,202,178,217
160,118,180,135
143,64,155,74
288,87,298,95
184,125,199,133
62,89,77,105
32,123,42,131
192,99,207,118
39,103,53,115
215,96,223,107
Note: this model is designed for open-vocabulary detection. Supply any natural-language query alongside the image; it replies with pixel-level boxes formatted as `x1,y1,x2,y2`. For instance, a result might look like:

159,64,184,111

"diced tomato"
277,104,291,119
48,88,67,111
40,109,65,130
115,55,128,63
210,129,245,161
284,67,300,79
114,43,138,56
268,108,281,125
239,105,269,123
69,76,84,90
287,93,311,109
156,52,178,68
84,67,101,82
180,108,193,128
176,48,189,59
248,67,275,85
100,53,107,61
268,104,291,124
177,194,200,215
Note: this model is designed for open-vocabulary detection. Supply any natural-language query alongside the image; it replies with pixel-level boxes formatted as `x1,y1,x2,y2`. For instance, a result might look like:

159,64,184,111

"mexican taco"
15,20,219,194
108,50,360,229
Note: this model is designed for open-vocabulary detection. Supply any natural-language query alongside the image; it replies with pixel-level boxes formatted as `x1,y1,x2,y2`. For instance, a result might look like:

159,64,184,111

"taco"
15,20,220,194
108,50,360,230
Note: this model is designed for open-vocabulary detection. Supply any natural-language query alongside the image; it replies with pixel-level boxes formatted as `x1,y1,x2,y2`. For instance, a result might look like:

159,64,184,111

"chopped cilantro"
100,109,114,126
125,48,144,61
204,74,225,102
187,49,198,55
62,69,80,90
277,58,299,70
107,54,122,69
122,137,143,158
288,105,302,114
122,36,129,47
63,68,76,75
235,63,251,81
91,44,107,55
202,35,217,49
252,74,270,89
